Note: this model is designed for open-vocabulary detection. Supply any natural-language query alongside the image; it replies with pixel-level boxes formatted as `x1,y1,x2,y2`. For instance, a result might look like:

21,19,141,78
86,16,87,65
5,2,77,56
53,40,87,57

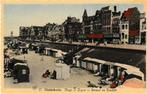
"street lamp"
11,31,13,37
11,31,13,43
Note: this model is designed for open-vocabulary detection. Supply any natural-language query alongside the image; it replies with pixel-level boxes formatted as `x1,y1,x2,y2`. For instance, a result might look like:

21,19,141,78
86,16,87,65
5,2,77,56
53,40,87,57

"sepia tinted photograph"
3,4,146,89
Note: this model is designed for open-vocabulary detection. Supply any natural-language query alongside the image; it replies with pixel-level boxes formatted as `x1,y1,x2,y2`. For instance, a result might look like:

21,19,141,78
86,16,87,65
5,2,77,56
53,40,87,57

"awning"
45,47,51,50
87,34,104,39
51,48,62,52
49,48,67,55
83,57,112,65
78,35,87,39
14,63,28,66
104,34,113,38
129,30,139,37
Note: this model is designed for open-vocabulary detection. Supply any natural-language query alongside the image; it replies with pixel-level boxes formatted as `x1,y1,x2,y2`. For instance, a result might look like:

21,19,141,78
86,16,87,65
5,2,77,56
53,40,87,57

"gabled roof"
101,6,110,11
95,10,100,16
83,9,88,17
121,7,139,20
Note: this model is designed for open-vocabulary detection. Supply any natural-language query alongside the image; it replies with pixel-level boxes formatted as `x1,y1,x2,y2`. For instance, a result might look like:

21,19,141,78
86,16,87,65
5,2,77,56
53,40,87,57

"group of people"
6,41,29,55
98,70,127,88
88,66,128,88
110,71,127,88
42,69,57,79
4,48,14,73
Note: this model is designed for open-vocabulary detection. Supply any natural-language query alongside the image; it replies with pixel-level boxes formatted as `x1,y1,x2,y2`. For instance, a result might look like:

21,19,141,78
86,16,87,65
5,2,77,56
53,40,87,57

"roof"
11,58,26,64
101,6,110,11
84,57,144,77
121,7,138,20
37,43,76,52
95,10,100,16
79,48,146,74
83,9,88,17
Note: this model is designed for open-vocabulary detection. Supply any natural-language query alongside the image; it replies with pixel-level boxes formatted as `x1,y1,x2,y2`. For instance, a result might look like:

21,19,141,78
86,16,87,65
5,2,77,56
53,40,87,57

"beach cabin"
8,58,30,83
82,57,113,75
13,63,30,82
45,48,51,56
73,54,81,67
55,63,70,80
45,47,67,58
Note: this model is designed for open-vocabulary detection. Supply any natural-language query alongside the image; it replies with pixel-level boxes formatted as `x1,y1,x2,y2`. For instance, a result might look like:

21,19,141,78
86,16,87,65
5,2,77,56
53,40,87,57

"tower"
82,9,88,22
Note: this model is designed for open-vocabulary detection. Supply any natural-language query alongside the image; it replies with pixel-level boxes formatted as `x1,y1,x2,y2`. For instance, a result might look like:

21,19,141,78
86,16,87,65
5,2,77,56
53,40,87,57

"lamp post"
11,31,13,42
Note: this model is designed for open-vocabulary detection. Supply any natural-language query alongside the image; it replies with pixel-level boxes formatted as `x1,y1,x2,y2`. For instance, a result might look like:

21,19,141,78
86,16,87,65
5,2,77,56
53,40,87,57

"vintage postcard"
0,0,147,94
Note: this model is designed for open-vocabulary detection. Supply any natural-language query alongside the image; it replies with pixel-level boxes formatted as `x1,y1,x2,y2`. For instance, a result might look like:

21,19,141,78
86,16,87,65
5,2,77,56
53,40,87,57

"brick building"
120,7,140,44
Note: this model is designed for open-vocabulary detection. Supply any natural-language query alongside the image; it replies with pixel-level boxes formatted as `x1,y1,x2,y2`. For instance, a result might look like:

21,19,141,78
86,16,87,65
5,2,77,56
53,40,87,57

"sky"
4,4,144,37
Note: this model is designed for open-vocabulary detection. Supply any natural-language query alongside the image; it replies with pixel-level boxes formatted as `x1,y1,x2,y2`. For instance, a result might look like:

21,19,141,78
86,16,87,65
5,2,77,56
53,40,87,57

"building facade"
139,13,146,44
19,6,146,45
29,26,44,40
20,23,64,41
82,6,121,43
120,7,140,44
112,6,121,43
120,20,129,43
44,23,64,41
19,26,30,40
20,26,44,40
82,9,103,43
63,16,82,42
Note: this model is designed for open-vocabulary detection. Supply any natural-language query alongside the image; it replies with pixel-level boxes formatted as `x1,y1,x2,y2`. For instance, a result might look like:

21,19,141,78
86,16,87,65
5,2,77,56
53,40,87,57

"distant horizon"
4,4,144,37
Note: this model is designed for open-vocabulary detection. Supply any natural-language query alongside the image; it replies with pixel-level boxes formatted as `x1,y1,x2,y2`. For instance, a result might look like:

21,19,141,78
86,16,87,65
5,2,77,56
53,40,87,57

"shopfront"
112,33,121,44
78,35,87,42
87,34,104,43
104,34,113,43
129,30,139,44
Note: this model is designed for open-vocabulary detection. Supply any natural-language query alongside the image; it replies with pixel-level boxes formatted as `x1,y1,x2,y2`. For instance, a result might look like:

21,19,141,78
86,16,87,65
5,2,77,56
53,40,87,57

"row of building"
19,6,146,44
19,23,64,41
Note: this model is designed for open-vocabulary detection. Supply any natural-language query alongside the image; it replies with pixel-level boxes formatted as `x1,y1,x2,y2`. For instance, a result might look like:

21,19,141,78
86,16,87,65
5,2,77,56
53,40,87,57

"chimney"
114,6,117,12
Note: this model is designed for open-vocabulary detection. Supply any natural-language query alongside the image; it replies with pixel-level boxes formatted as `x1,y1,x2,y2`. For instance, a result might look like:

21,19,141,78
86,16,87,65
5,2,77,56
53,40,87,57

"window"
126,25,128,29
22,69,26,75
122,33,124,39
108,27,110,32
122,25,124,29
125,34,127,39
